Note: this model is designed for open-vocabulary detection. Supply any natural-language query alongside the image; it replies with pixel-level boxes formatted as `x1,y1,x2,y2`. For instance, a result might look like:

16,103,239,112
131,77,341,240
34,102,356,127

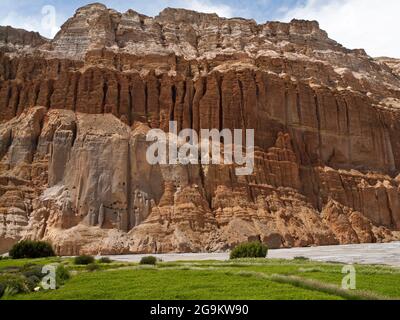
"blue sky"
1,0,399,58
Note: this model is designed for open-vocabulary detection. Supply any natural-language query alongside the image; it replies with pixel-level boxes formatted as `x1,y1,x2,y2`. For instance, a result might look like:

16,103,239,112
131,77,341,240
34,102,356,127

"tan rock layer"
0,26,47,48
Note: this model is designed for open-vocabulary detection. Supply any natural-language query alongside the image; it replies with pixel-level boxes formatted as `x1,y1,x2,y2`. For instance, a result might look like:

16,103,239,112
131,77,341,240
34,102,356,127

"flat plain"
1,256,400,300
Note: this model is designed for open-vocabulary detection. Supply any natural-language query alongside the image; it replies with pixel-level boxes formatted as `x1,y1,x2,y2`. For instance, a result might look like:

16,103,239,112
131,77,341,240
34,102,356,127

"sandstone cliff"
1,3,400,254
377,57,400,78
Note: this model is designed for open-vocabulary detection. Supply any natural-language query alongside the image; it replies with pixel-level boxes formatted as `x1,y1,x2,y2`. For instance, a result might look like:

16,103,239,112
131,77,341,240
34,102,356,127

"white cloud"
282,0,400,58
1,8,61,39
2,12,43,34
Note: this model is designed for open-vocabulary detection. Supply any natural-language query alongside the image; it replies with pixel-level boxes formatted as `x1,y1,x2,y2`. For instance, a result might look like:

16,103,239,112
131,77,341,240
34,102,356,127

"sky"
0,0,399,58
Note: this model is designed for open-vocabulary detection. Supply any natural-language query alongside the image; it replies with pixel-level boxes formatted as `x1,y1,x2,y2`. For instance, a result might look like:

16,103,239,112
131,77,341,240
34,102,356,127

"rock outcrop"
1,4,400,254
0,25,48,57
378,57,400,78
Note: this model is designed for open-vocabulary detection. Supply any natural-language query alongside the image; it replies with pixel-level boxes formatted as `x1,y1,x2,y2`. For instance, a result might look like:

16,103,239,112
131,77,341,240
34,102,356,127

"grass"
1,257,400,300
0,257,62,269
7,268,341,300
267,274,390,300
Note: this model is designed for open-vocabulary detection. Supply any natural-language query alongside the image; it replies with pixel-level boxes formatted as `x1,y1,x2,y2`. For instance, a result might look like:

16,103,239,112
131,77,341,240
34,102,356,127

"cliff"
1,3,400,254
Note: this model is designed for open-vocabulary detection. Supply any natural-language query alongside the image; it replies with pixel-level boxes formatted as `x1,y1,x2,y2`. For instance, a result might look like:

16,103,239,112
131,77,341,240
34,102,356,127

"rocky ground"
103,242,400,266
1,3,400,255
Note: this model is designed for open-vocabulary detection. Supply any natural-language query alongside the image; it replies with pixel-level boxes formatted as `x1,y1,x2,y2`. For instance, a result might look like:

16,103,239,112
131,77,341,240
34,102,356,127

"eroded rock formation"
1,3,400,254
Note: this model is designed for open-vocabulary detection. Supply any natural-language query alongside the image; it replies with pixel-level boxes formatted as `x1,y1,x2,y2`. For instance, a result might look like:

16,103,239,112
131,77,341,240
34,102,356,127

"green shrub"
0,282,4,297
230,242,268,259
2,286,19,298
74,255,95,265
294,256,310,261
0,274,29,298
98,257,112,264
9,241,55,259
86,263,100,272
140,256,157,265
56,265,70,285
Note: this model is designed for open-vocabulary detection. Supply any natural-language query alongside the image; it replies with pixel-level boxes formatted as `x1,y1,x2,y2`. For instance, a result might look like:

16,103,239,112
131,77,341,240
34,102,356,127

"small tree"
9,241,55,259
230,242,268,259
74,255,95,265
98,257,112,264
140,256,157,265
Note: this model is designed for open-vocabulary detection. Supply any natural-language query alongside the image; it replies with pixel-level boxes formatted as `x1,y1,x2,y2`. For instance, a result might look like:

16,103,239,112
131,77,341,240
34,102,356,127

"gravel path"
105,242,400,266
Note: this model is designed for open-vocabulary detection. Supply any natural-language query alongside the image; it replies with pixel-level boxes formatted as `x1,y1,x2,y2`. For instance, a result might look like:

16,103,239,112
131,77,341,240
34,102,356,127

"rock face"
0,26,48,57
378,58,400,78
1,4,400,254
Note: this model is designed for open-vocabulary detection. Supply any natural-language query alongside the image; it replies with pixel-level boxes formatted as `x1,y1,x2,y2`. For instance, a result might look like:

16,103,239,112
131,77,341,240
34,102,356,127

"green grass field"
1,257,400,300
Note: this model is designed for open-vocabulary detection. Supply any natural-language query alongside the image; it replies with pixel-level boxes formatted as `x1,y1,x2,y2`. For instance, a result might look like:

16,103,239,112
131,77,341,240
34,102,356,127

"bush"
56,265,70,285
139,256,157,265
98,257,112,264
9,241,55,259
74,255,95,265
86,263,100,272
0,274,29,298
230,242,268,259
0,282,4,297
2,286,19,298
294,256,310,261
